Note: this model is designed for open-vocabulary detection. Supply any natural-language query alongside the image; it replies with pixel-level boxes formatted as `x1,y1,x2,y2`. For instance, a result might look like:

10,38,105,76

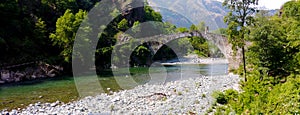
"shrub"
214,73,300,114
213,91,228,104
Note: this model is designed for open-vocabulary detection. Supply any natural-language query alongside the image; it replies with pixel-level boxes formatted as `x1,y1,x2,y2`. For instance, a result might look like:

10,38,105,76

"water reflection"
149,64,228,82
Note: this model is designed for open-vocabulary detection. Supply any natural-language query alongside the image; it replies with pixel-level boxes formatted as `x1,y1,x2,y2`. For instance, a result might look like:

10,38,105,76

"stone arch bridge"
116,31,242,70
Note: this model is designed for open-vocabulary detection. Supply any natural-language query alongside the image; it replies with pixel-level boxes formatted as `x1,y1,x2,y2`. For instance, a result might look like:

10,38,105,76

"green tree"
176,27,189,33
197,21,206,31
118,19,129,31
50,9,87,62
110,8,120,18
223,0,258,81
281,0,300,20
190,24,198,31
163,22,177,34
189,37,209,57
144,5,162,21
248,15,291,82
246,1,300,78
212,28,227,35
34,18,47,44
131,45,151,66
283,1,300,74
131,21,141,33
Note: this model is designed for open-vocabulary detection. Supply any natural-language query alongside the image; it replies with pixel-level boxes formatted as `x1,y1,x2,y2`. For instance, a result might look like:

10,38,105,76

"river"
0,63,228,110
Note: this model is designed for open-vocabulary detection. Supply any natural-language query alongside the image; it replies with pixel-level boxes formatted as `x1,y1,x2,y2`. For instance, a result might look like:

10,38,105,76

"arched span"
116,31,242,70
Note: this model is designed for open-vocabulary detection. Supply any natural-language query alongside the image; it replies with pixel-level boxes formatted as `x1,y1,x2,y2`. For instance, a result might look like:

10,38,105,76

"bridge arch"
116,31,241,70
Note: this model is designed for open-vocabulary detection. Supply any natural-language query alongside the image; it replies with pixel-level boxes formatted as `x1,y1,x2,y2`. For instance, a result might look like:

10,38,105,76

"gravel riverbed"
2,74,240,114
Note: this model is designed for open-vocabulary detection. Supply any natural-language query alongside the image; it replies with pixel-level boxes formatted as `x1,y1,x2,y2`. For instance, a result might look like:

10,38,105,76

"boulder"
1,71,10,80
31,75,37,79
25,75,31,80
14,77,21,82
48,73,56,77
15,71,24,77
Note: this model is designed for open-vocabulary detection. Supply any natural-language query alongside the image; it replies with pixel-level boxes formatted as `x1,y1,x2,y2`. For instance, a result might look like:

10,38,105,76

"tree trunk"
242,46,247,81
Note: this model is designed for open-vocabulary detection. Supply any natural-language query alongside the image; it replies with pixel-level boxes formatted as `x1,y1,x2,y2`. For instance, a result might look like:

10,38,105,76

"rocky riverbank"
1,74,240,114
0,63,63,84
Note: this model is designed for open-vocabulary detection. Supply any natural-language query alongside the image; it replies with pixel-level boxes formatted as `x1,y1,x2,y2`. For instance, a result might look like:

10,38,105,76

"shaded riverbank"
0,63,63,84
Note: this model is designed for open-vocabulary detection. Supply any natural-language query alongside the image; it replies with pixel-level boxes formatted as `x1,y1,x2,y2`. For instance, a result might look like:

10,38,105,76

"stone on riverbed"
50,103,57,107
111,96,120,102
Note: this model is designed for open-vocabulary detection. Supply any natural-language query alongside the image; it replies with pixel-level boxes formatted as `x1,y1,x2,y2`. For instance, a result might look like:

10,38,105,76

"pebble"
38,109,44,112
111,96,120,102
50,103,57,107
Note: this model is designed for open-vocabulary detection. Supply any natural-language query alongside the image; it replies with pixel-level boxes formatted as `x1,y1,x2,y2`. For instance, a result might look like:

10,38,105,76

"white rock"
50,103,57,107
111,96,120,102
1,71,10,80
38,109,45,112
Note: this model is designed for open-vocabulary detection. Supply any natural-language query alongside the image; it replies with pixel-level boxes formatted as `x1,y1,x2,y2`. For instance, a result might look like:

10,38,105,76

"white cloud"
258,0,290,9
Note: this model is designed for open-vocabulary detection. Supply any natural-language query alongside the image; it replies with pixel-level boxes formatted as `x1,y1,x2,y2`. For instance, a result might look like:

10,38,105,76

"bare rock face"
120,0,146,26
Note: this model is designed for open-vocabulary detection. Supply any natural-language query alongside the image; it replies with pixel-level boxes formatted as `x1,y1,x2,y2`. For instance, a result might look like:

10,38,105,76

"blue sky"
216,0,290,9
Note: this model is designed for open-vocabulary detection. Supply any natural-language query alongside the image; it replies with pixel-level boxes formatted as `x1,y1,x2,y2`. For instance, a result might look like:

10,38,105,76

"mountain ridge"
148,0,229,30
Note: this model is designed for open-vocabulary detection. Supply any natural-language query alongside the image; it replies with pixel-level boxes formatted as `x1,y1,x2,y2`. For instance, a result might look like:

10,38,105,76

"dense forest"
0,0,214,74
0,0,100,66
210,0,300,114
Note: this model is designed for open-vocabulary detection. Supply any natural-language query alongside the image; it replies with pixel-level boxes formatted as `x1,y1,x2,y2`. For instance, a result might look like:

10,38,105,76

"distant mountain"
147,0,229,30
266,9,279,16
